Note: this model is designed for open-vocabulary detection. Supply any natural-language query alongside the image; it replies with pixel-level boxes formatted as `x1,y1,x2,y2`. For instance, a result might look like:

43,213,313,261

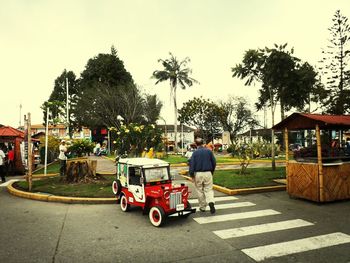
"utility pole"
160,117,168,156
44,107,49,176
27,113,33,191
181,123,184,155
19,104,22,128
66,77,70,138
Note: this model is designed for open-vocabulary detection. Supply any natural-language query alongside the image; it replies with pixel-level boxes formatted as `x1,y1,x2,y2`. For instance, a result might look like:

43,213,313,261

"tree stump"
65,158,99,183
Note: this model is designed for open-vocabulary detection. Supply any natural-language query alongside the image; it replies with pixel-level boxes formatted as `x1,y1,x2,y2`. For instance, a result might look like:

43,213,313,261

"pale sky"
1,0,349,129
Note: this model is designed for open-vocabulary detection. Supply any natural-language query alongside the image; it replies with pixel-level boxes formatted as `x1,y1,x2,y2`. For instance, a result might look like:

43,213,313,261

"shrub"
39,135,60,163
68,139,94,157
111,123,163,157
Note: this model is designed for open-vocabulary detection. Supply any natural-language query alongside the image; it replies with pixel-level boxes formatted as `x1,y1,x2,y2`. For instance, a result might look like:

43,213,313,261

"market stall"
0,126,26,174
0,126,37,174
273,113,350,202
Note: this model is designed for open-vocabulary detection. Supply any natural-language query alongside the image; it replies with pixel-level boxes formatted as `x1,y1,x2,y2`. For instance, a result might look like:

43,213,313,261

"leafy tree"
318,10,350,114
143,94,163,124
153,53,198,152
42,69,79,136
75,47,138,128
79,47,133,90
232,44,317,169
218,96,259,143
178,97,222,142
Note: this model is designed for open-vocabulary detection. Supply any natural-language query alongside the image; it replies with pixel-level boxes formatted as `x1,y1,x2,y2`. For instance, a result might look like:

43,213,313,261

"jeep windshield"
143,167,170,182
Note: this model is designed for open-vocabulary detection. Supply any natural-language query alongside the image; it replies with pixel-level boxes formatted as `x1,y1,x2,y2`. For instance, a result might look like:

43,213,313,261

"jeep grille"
169,192,182,209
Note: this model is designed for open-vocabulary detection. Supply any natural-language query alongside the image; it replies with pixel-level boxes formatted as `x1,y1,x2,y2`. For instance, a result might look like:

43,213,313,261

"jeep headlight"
164,190,170,200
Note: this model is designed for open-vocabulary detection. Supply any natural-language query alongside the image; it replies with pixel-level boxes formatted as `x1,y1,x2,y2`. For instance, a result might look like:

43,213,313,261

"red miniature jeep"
112,158,195,227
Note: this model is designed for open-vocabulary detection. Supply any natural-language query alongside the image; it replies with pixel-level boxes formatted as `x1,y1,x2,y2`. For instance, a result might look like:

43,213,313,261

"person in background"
185,147,194,163
94,142,101,156
7,145,15,175
58,140,67,177
345,138,350,156
189,138,216,214
0,146,6,182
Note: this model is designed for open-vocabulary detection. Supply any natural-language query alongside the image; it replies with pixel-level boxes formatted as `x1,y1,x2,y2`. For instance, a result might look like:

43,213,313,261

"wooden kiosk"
0,126,26,174
273,113,350,202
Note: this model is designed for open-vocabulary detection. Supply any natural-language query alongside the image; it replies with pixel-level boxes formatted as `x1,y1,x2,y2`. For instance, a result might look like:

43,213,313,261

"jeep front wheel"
149,206,165,227
120,195,130,212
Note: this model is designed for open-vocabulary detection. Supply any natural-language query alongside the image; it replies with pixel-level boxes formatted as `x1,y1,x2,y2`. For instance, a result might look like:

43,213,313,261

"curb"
7,181,117,204
181,175,286,195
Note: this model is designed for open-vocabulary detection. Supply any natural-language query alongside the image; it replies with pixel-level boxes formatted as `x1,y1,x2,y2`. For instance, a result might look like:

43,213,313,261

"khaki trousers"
194,171,215,210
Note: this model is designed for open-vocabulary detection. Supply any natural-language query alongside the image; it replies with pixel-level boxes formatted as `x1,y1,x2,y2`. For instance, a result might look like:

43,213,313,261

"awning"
0,126,24,137
273,113,350,130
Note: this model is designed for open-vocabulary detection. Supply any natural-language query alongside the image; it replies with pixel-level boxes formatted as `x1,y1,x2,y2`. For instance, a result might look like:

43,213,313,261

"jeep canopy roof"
118,158,169,168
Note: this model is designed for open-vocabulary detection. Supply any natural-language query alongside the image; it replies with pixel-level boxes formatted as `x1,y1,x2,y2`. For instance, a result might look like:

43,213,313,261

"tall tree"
319,10,350,114
219,96,259,143
42,69,79,136
143,94,163,124
75,47,135,128
232,44,317,170
178,97,222,143
153,53,198,152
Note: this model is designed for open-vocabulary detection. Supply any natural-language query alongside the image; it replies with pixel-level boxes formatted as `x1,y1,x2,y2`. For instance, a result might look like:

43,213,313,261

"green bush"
39,135,60,163
111,123,163,157
68,139,94,157
226,144,235,154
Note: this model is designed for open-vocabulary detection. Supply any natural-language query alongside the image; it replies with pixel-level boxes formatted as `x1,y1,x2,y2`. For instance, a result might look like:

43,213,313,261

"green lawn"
213,167,285,189
33,162,60,174
161,154,239,164
16,176,116,198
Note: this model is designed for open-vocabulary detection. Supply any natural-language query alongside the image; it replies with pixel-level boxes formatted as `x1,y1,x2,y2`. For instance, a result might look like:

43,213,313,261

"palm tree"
153,53,198,152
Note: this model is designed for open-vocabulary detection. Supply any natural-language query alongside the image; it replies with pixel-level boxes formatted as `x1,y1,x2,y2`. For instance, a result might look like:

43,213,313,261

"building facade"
30,124,91,140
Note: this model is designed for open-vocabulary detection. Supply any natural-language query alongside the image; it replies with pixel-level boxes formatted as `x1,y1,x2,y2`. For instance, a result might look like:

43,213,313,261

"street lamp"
44,106,50,176
159,117,168,156
181,122,184,155
66,77,70,138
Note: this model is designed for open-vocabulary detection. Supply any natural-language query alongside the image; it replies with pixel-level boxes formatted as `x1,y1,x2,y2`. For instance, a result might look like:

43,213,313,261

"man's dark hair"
195,138,203,146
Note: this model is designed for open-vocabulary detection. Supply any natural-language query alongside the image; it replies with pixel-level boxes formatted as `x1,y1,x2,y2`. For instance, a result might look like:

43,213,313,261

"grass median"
15,166,285,198
15,176,116,198
213,167,286,189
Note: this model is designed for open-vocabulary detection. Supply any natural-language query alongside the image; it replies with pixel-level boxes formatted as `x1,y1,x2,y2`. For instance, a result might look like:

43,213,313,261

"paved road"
0,158,349,263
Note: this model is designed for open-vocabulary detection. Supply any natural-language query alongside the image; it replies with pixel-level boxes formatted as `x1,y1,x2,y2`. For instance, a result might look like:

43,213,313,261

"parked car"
112,157,195,227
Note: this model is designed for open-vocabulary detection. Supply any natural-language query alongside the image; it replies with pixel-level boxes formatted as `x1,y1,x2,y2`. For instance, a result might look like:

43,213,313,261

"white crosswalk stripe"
189,196,238,204
242,232,350,262
193,209,281,224
213,219,314,239
190,196,349,261
193,201,255,211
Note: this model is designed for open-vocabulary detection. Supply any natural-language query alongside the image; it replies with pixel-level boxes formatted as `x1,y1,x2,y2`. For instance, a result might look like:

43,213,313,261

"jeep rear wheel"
120,195,130,212
149,206,165,227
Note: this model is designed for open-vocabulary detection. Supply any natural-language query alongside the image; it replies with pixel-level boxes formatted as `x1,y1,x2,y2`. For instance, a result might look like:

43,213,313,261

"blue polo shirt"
189,147,216,176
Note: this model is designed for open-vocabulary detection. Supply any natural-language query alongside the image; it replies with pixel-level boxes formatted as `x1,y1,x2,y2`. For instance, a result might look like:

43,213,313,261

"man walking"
189,138,216,214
